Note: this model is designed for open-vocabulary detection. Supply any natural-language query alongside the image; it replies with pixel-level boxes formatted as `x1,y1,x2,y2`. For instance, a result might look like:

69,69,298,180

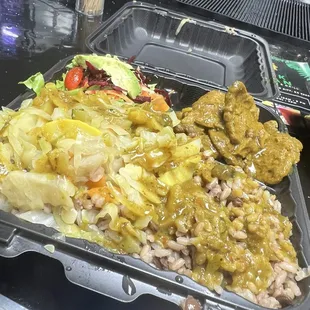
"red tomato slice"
65,67,84,90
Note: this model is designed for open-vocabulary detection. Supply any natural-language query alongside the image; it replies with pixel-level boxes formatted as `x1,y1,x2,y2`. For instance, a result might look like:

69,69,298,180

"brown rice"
74,171,307,309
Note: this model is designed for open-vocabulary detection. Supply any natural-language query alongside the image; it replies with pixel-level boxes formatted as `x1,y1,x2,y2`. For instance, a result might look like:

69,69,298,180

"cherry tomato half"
64,67,84,90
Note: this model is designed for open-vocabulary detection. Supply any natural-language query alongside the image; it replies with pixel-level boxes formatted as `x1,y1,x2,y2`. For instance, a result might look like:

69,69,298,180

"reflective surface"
0,0,101,104
0,0,310,309
0,252,178,310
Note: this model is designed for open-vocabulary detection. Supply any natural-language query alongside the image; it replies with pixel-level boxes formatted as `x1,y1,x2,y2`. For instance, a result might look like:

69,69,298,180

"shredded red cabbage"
88,80,110,87
85,61,108,77
127,55,136,64
83,61,124,91
81,61,171,106
85,61,110,84
112,85,127,93
133,96,151,103
135,68,150,85
81,77,89,87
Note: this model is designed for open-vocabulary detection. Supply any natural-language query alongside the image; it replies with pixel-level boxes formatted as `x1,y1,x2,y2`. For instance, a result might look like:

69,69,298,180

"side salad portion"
20,54,171,106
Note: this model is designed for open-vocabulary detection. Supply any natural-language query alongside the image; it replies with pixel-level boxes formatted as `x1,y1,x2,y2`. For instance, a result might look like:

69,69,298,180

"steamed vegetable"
41,119,102,142
2,171,75,211
6,54,179,229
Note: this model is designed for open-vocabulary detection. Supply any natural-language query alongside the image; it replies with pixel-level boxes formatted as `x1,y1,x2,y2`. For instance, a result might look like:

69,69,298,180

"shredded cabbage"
172,138,201,160
1,57,204,256
159,155,201,187
119,164,161,204
15,210,59,229
2,171,76,211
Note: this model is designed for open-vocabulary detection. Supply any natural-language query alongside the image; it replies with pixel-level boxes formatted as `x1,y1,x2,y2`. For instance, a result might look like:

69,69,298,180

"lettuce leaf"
19,72,44,95
55,73,66,91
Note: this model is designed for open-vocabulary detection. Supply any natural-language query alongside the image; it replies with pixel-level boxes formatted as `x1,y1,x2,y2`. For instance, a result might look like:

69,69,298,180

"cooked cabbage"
2,171,76,211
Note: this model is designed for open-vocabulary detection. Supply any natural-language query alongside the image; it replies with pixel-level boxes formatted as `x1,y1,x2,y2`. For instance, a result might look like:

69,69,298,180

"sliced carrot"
140,89,170,112
88,186,114,203
102,90,133,103
140,90,152,97
141,90,159,100
85,90,96,95
86,176,106,189
87,176,121,204
151,96,170,112
85,89,133,103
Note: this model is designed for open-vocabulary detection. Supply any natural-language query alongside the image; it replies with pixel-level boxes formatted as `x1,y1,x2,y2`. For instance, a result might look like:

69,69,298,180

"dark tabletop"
1,0,310,309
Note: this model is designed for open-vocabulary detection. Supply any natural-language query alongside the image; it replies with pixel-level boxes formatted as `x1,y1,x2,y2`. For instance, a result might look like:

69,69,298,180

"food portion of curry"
0,55,304,309
176,81,302,184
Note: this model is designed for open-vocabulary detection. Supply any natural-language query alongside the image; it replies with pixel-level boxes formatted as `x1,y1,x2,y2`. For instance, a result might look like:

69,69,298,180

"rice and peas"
77,155,304,309
0,57,308,309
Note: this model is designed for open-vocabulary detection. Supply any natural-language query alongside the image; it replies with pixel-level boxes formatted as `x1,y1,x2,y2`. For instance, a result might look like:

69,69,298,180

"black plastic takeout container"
2,55,310,310
86,2,279,100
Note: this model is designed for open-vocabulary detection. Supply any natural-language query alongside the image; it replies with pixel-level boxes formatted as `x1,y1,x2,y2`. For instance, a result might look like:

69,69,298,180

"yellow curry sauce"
176,81,302,185
153,161,296,293
0,80,301,297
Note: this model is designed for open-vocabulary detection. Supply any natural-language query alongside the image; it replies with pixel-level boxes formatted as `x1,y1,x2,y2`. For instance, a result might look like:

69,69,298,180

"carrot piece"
102,90,133,103
140,90,152,97
87,186,114,203
87,176,121,204
151,96,170,112
86,176,106,189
